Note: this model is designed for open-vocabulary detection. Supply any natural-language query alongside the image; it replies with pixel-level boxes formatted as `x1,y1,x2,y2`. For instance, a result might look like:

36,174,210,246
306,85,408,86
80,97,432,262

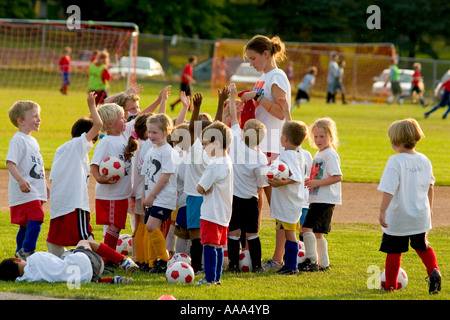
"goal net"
0,19,138,93
212,39,396,102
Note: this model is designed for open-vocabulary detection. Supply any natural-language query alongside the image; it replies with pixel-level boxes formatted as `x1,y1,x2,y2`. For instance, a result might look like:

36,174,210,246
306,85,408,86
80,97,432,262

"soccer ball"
99,156,126,182
262,160,290,183
167,253,192,266
166,261,195,284
380,267,408,290
298,240,304,251
239,250,252,272
116,234,132,256
297,249,306,265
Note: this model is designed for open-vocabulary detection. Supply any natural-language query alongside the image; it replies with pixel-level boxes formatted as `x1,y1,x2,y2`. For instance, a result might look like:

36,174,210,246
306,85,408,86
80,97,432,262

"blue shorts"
175,206,187,227
62,71,70,85
145,206,172,222
299,208,308,225
186,195,202,229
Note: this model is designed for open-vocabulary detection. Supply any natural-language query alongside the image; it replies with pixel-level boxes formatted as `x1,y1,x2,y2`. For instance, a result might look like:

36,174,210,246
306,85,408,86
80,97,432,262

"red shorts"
95,199,128,229
47,209,94,246
200,219,228,246
10,200,44,226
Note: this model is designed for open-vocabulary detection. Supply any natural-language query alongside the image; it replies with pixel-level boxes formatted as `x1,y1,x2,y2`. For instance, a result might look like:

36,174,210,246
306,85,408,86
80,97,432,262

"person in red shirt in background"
425,78,450,119
58,47,72,95
410,62,427,107
170,55,197,111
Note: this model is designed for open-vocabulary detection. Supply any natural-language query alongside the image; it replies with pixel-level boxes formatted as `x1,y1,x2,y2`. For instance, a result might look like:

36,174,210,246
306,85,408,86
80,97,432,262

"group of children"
0,80,441,293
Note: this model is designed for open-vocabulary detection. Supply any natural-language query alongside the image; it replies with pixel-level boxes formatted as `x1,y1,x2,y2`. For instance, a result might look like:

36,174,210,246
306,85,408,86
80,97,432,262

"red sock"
97,242,125,265
103,229,120,255
385,253,401,290
100,277,113,283
416,247,439,275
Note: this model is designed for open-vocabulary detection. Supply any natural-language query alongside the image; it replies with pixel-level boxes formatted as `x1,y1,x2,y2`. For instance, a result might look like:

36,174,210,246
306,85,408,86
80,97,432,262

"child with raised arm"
6,100,48,261
227,83,268,272
301,117,342,272
378,119,441,294
46,92,102,257
141,114,178,273
267,100,306,275
196,121,233,285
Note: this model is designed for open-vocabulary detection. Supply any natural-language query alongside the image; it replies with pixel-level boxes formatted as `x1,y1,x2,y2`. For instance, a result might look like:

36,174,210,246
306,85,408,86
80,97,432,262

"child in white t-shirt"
302,118,342,272
267,101,307,275
6,100,48,261
378,118,440,294
227,83,268,272
47,92,102,257
196,121,233,285
141,113,178,273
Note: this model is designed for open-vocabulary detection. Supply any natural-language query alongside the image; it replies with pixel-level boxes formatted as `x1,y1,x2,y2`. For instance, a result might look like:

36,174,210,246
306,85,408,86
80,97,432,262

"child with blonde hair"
141,113,178,273
301,117,342,272
378,119,440,294
6,100,48,261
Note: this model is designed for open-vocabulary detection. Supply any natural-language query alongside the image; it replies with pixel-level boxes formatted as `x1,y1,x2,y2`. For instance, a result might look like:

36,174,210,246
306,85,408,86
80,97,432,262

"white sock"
303,232,317,264
316,238,329,268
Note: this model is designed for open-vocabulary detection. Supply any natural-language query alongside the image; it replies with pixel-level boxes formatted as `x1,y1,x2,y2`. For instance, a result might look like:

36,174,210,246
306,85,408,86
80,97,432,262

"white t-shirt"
90,134,132,200
378,152,435,236
270,149,304,224
298,74,315,92
50,133,93,218
298,146,313,209
141,143,177,210
229,124,267,199
308,147,342,205
175,149,188,208
16,251,93,283
6,132,47,207
183,138,210,197
198,155,233,227
253,68,291,154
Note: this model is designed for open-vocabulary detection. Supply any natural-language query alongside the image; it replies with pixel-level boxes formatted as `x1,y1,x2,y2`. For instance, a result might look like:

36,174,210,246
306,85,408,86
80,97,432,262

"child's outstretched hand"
87,91,97,107
193,92,203,109
180,91,190,107
218,85,230,103
126,83,144,95
229,83,237,98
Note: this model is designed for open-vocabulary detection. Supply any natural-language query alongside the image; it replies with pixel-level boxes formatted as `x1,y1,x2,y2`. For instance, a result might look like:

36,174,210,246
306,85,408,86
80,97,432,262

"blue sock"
22,220,42,253
285,240,299,271
16,226,26,253
203,245,217,283
215,247,223,281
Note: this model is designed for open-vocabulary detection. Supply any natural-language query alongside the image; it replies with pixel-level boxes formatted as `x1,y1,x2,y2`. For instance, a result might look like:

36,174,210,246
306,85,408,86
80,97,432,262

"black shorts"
67,246,104,282
295,89,309,101
379,232,429,254
302,203,335,234
180,82,191,96
391,81,402,95
228,196,259,234
411,85,422,94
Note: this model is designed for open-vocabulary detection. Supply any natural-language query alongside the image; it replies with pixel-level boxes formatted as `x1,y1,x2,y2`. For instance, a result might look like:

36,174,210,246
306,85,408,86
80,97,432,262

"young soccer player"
6,100,48,261
0,239,137,284
58,47,71,94
141,113,178,273
267,100,307,275
196,121,233,285
227,83,268,272
378,119,441,294
302,118,342,272
46,92,102,257
90,103,132,256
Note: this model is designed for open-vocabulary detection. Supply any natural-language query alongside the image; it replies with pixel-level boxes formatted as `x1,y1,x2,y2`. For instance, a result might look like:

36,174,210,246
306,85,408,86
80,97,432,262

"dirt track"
0,170,448,227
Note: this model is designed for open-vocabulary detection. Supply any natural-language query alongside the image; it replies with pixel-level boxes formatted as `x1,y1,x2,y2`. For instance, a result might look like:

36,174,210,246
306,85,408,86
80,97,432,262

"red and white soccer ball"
239,250,252,272
99,156,126,182
297,240,306,265
167,253,192,267
116,234,132,256
380,267,408,290
166,261,195,284
263,160,290,183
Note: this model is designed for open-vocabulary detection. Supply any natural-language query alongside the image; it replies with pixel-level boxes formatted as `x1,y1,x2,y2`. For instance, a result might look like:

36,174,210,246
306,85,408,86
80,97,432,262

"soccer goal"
0,18,138,92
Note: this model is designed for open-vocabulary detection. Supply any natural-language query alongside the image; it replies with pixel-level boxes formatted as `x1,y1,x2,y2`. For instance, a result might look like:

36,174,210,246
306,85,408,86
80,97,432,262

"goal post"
0,18,139,92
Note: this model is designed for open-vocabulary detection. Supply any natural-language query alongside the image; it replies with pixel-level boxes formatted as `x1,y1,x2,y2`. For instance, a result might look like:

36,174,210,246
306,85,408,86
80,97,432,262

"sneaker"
149,259,167,274
252,266,265,273
110,276,133,284
298,258,319,272
15,248,33,261
427,268,441,294
319,265,331,272
119,257,139,274
262,259,283,270
195,278,217,286
277,267,299,275
424,112,429,119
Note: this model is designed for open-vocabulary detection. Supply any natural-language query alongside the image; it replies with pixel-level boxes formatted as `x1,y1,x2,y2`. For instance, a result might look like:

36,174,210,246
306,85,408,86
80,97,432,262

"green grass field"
0,84,448,301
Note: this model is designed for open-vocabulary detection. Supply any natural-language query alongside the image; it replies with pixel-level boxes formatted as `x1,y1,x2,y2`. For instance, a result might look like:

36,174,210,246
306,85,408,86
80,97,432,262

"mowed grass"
1,83,450,185
0,84,448,301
